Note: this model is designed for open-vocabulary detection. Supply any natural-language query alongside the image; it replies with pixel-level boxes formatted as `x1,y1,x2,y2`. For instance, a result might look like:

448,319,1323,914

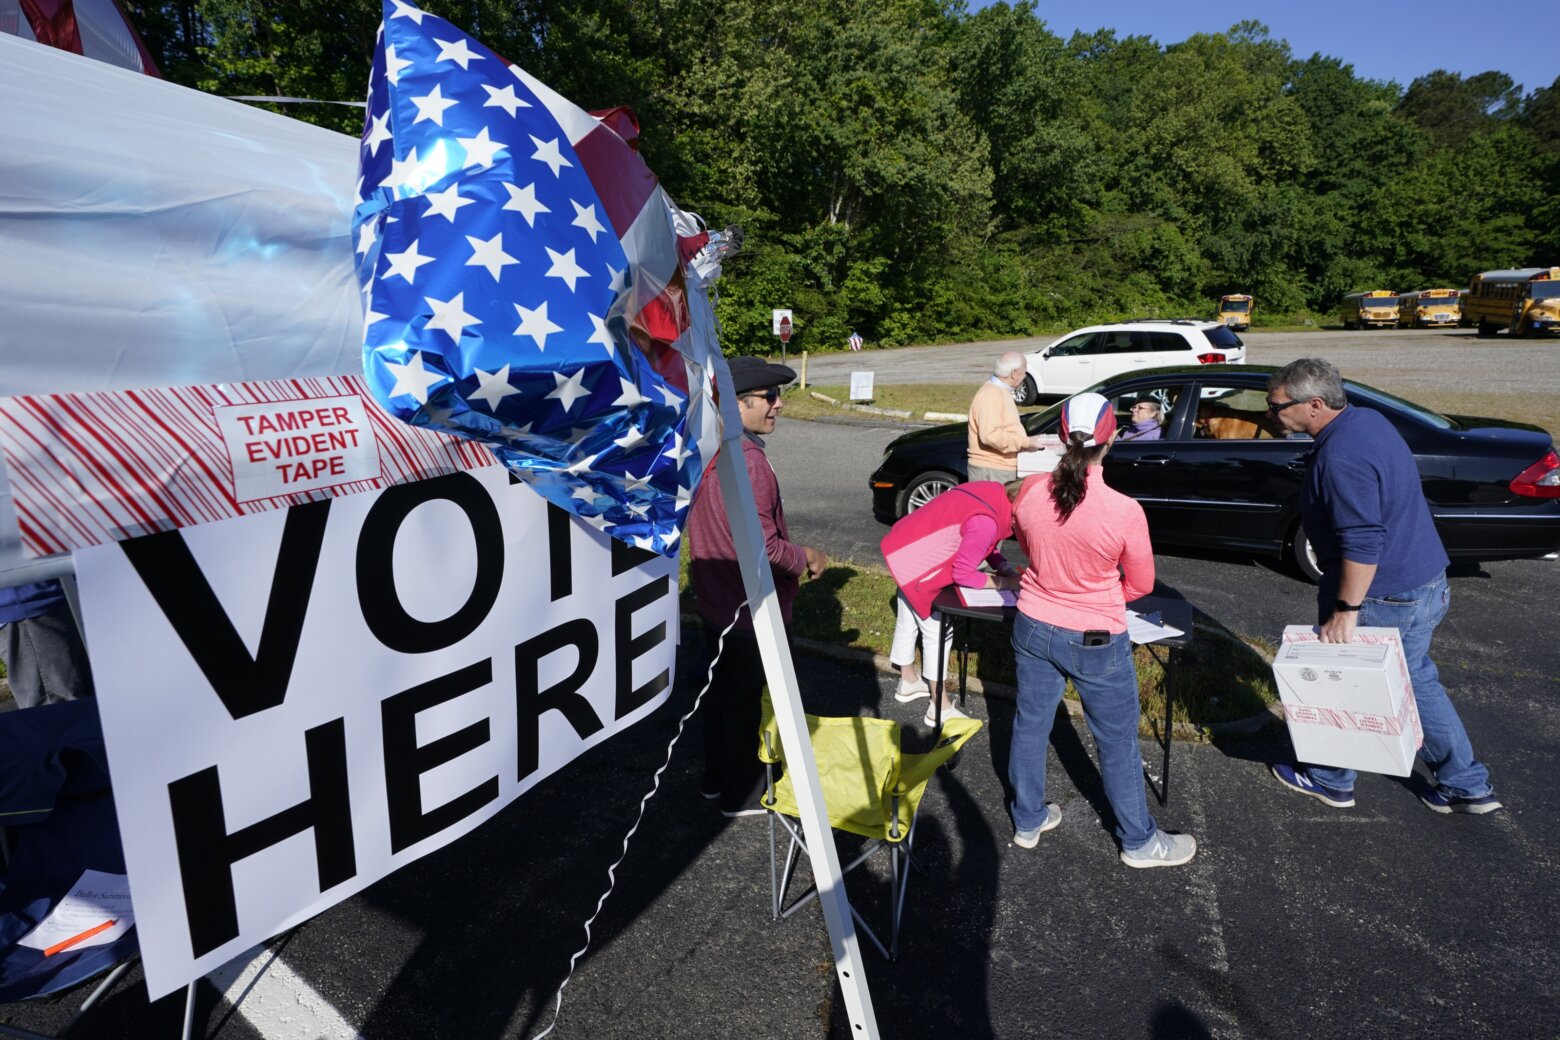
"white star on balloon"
547,369,592,412
544,247,589,292
606,263,628,294
502,181,550,226
363,111,392,156
654,383,684,406
389,0,424,23
586,313,615,355
382,351,444,404
363,305,387,329
457,126,505,169
529,135,573,177
497,421,531,441
383,240,435,284
564,451,600,474
661,430,690,463
570,483,598,504
384,44,412,84
468,364,520,411
570,200,608,243
662,527,681,547
581,512,610,531
623,471,655,492
424,183,474,222
356,220,378,256
513,301,563,349
410,84,458,125
482,83,530,117
466,232,518,281
434,36,482,69
381,146,422,191
613,377,648,407
631,534,656,551
424,292,481,342
613,425,647,450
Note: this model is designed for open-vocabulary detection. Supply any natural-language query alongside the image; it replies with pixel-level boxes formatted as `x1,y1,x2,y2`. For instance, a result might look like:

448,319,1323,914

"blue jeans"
1010,612,1157,851
1308,573,1492,797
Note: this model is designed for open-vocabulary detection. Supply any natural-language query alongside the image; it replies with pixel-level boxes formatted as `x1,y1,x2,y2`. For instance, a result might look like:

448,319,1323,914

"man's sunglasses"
1265,397,1306,415
741,388,781,404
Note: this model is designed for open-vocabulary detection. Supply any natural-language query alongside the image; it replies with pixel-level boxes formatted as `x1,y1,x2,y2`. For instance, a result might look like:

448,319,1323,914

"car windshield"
1347,382,1453,430
1527,281,1560,299
1221,299,1250,312
1204,325,1243,349
1363,296,1399,307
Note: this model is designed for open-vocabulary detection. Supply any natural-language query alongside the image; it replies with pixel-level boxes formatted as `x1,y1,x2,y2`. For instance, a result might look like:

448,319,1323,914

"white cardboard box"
1017,435,1066,477
1271,626,1423,776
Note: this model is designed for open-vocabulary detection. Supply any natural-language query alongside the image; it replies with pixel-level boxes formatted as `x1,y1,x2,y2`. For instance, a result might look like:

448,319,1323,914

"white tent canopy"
0,32,363,398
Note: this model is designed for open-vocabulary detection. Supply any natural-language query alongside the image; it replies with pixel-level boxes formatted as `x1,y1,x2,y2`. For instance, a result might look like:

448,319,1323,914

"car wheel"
1290,523,1323,585
1013,374,1038,407
900,470,960,516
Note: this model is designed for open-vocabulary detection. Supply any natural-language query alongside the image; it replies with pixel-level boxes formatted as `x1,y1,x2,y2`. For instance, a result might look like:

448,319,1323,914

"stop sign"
778,316,792,343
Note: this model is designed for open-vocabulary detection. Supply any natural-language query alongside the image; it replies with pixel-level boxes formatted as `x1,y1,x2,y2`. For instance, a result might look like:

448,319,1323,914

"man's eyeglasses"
1266,397,1306,415
741,388,781,404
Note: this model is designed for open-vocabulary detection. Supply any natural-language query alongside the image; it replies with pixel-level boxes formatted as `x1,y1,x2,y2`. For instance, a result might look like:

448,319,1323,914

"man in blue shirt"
1263,358,1501,815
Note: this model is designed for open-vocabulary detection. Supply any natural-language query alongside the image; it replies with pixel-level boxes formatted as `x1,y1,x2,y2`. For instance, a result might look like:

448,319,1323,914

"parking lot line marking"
209,944,365,1040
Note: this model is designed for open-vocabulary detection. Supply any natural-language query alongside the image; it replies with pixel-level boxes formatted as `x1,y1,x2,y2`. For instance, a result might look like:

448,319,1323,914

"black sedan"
868,365,1560,582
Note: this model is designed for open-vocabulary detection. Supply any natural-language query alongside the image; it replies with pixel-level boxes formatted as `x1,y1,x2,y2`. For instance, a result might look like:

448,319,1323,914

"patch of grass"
680,551,1278,733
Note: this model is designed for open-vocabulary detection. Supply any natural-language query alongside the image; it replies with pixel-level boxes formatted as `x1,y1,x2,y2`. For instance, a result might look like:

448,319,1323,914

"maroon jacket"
688,432,808,631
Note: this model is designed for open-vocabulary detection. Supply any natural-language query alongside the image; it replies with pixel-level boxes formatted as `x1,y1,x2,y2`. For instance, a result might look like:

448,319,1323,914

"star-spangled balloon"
354,0,730,556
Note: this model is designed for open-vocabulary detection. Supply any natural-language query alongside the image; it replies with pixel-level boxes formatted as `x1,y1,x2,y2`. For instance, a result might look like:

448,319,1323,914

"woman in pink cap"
1005,392,1198,868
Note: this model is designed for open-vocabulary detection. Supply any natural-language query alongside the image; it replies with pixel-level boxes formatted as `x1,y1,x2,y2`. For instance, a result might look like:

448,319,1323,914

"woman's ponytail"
1049,431,1093,522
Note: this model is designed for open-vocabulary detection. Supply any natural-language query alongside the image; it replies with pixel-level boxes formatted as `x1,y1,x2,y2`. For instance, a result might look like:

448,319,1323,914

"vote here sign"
75,466,679,997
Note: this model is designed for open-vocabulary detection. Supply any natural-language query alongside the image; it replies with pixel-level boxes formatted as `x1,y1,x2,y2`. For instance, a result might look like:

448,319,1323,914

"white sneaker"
894,679,931,703
923,702,969,727
1120,830,1197,869
1013,802,1061,848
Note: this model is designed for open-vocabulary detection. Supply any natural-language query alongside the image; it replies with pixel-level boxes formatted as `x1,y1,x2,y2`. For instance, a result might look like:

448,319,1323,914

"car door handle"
1133,455,1171,465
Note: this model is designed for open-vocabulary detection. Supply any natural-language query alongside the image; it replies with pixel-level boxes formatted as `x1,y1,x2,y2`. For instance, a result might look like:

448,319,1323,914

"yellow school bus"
1340,290,1399,329
1216,294,1252,331
1397,288,1461,328
1464,267,1560,337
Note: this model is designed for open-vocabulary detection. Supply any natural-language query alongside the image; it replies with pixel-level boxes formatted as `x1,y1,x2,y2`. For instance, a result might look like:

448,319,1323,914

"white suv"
1016,319,1247,404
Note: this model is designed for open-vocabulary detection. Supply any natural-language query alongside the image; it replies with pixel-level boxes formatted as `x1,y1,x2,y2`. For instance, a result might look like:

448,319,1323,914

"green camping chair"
758,698,981,960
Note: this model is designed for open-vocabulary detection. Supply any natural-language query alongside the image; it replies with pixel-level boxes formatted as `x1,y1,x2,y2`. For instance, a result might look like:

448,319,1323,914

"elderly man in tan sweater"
967,351,1044,482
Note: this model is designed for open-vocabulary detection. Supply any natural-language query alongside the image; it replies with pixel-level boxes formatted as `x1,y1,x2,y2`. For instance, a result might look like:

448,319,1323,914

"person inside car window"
1118,400,1163,441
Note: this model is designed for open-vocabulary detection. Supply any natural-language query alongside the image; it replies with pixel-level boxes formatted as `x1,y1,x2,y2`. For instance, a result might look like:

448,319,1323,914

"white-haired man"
967,351,1044,484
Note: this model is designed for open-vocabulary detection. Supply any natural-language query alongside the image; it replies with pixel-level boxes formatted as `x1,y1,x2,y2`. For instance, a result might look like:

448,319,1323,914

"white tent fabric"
0,32,369,580
0,31,363,397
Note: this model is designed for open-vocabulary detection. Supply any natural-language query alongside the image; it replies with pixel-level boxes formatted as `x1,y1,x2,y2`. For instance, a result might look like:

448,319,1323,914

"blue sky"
1018,0,1556,96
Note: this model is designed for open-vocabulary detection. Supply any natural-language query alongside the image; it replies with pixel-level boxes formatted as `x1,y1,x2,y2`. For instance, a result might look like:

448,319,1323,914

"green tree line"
125,0,1560,352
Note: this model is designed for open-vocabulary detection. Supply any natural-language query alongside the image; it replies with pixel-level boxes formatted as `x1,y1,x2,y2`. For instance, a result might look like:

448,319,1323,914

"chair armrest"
896,718,982,793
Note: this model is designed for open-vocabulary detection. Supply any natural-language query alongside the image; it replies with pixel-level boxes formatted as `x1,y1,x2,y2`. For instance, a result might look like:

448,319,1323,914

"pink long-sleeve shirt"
1012,467,1154,634
949,513,1012,588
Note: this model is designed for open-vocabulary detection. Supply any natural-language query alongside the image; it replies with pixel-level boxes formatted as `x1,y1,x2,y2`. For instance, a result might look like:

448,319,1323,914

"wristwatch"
1334,600,1362,613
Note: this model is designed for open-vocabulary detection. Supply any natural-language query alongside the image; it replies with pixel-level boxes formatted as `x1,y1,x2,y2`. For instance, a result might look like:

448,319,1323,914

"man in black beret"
688,355,827,817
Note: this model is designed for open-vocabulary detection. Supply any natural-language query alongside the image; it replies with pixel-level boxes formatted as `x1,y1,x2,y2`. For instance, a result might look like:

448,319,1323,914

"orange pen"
42,919,116,957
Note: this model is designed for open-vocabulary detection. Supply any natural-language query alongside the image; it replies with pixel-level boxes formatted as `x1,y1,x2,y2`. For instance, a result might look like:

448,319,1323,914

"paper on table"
957,586,1017,608
1127,609,1185,645
16,869,135,953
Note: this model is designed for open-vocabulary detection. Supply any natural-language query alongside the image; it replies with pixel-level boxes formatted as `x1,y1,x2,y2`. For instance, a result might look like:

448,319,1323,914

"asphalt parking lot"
4,332,1558,1039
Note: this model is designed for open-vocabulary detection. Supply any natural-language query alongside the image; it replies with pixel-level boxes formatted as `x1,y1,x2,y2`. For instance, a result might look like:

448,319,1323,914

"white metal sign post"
709,354,880,1038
